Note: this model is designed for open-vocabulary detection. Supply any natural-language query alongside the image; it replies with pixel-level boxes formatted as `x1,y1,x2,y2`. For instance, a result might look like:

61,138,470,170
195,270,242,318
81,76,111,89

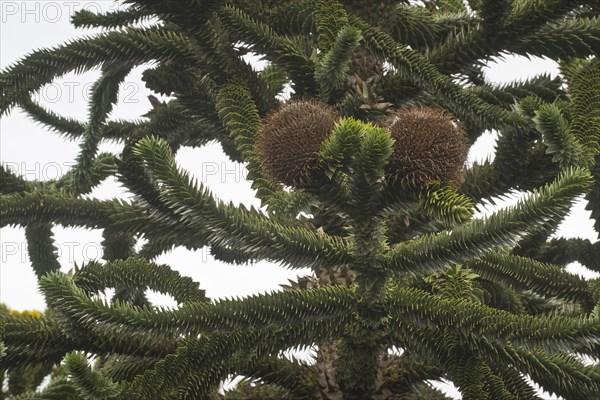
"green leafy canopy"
1,0,600,399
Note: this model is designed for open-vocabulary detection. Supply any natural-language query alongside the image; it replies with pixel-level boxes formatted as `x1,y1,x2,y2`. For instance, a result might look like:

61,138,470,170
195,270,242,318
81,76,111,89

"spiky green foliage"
1,0,600,399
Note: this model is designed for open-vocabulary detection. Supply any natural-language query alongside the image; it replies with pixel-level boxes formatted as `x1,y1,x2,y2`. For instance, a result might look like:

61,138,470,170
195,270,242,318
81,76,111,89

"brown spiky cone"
385,106,470,189
255,99,338,188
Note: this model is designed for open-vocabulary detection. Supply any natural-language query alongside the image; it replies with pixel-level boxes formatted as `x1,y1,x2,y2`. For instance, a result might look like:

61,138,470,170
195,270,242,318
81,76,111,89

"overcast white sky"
1,2,598,398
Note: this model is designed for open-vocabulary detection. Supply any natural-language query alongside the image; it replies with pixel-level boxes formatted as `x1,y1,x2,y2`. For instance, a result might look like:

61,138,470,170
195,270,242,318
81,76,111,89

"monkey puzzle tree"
1,0,600,398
